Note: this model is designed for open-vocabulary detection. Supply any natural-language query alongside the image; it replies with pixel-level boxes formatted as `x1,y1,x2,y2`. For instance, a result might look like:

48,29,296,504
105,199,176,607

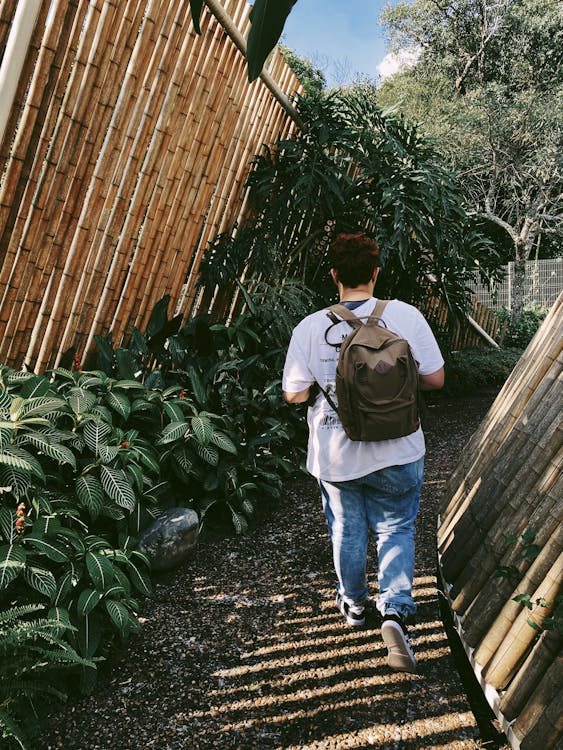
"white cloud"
377,47,421,80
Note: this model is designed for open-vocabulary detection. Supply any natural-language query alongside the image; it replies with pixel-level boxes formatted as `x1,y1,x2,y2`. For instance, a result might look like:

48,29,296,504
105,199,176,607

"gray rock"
138,507,199,571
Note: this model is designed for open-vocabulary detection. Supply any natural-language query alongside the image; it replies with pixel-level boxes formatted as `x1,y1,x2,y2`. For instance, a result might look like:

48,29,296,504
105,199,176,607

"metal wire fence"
469,258,563,311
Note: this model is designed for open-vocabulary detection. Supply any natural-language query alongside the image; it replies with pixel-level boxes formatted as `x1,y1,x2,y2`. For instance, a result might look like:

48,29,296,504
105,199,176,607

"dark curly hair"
328,233,380,288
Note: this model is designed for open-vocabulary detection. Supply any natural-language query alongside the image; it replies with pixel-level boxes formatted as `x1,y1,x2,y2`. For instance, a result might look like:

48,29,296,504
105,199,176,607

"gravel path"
38,392,509,750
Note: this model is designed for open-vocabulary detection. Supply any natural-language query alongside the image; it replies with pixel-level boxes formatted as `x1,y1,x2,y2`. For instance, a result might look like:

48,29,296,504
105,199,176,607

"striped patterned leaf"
190,415,213,445
77,611,103,658
172,447,193,479
126,464,144,493
20,433,76,469
78,588,103,617
98,444,120,464
114,380,145,390
0,543,26,587
90,404,113,423
0,507,14,542
76,475,104,519
67,387,97,415
156,421,190,445
163,401,184,422
31,514,61,536
22,564,57,598
105,391,131,420
21,396,67,419
210,429,237,454
0,426,14,448
53,565,77,606
127,555,152,596
24,534,69,563
9,396,24,421
3,446,45,480
0,389,12,413
85,551,115,590
230,509,248,536
77,374,104,388
131,446,160,475
195,442,219,466
83,420,111,454
105,599,130,632
0,466,31,497
100,465,136,511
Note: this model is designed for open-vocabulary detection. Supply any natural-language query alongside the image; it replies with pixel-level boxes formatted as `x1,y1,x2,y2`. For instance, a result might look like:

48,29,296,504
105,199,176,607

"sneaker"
336,593,365,627
381,609,417,673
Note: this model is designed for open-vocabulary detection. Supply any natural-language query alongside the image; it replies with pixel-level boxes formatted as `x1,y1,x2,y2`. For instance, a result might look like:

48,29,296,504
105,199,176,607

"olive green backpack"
318,300,420,442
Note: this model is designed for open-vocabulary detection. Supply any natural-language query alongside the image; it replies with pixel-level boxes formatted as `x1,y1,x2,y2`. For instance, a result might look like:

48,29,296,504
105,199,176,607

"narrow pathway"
39,393,502,750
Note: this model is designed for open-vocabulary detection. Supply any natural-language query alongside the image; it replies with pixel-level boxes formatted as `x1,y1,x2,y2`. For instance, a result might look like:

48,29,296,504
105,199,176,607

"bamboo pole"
480,553,561,689
512,655,563,749
499,629,561,722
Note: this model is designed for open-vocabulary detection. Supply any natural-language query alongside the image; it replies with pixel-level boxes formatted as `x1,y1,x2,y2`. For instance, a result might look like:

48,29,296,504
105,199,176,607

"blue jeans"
319,457,424,620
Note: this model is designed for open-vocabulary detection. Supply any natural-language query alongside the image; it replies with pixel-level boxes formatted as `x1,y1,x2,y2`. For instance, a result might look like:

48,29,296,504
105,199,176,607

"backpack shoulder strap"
327,303,362,329
369,299,388,325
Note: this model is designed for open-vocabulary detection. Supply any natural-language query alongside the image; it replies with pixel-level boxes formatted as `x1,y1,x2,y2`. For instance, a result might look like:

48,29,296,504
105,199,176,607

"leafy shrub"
498,305,548,349
0,368,157,697
437,348,522,396
0,604,92,749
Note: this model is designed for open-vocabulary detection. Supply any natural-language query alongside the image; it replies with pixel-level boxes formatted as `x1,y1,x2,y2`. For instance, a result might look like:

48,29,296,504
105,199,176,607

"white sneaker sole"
382,619,417,673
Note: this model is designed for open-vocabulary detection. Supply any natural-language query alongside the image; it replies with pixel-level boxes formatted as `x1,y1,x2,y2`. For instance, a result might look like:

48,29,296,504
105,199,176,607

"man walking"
282,233,444,673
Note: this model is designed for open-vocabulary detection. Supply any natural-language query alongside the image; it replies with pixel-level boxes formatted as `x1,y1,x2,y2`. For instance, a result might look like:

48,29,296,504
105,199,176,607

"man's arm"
284,386,311,404
419,367,445,391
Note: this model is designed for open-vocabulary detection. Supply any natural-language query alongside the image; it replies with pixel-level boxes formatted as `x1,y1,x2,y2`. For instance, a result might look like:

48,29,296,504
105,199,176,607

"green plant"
435,347,522,396
494,529,562,635
0,367,158,692
0,604,93,750
498,305,548,349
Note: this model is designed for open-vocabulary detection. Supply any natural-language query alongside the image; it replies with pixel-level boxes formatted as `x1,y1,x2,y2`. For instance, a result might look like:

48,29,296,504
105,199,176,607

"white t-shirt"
282,297,444,482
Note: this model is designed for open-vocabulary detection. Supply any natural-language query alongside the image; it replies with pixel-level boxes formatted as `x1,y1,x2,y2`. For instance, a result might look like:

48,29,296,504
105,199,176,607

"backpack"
319,300,420,442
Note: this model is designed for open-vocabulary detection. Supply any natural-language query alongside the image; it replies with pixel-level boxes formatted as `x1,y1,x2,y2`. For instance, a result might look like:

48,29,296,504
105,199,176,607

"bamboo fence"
438,293,563,749
0,0,302,371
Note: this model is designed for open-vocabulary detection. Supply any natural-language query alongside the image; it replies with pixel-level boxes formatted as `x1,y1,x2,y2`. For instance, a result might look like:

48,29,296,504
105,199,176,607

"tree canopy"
379,0,563,319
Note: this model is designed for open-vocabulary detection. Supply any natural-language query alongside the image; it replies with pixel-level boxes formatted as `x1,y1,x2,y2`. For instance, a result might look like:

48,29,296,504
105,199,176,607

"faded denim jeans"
319,457,424,620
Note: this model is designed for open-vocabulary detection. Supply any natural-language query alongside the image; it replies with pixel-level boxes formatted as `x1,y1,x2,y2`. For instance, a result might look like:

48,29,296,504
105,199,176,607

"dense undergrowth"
0,288,531,749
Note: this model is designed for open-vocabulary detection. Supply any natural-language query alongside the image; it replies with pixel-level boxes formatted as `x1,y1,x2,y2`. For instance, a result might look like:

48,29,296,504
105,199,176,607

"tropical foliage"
199,87,502,323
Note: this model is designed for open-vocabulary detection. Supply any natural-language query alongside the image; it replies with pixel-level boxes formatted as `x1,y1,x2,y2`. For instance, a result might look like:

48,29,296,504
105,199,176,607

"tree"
379,0,563,321
199,86,501,326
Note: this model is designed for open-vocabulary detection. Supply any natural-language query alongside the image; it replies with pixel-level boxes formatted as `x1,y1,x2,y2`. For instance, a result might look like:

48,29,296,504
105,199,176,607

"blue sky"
281,1,397,86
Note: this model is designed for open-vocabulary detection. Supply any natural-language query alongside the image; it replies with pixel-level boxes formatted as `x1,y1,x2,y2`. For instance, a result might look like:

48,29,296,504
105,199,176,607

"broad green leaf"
186,365,208,407
2,446,45,480
189,0,204,34
210,429,237,454
105,599,130,632
83,419,111,454
0,426,13,449
126,463,144,493
114,379,145,390
163,401,184,422
98,444,120,464
20,375,51,398
156,421,190,445
100,465,136,511
0,506,14,542
105,391,131,420
31,514,61,536
131,446,160,475
77,374,104,388
0,543,26,587
21,396,67,419
247,0,297,82
77,611,103,658
126,556,152,596
78,588,104,616
195,442,219,466
76,475,104,519
115,349,137,381
230,508,249,535
53,565,77,606
22,564,57,598
190,415,213,445
172,447,193,479
20,432,76,468
85,551,115,590
146,295,170,337
24,534,69,563
67,387,97,415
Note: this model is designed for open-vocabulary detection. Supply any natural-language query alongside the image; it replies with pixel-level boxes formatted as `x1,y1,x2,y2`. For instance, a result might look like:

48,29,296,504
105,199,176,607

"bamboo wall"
422,294,501,349
0,0,302,372
438,293,562,749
